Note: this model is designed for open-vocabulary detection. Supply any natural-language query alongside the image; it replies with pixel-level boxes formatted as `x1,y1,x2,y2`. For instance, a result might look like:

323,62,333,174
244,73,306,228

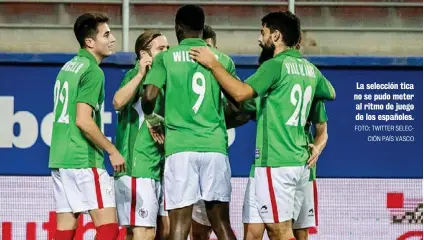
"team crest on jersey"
255,148,260,158
138,208,148,218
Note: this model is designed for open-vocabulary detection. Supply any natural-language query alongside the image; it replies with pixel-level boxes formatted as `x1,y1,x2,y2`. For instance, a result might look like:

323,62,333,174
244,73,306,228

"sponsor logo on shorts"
308,208,314,217
260,205,268,214
138,208,148,218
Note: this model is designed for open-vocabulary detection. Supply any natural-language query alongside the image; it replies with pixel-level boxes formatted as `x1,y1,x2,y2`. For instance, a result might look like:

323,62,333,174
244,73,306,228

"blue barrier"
0,53,422,178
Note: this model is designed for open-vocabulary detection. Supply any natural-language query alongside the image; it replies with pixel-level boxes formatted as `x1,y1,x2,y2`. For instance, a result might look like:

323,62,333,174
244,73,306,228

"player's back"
253,49,334,167
160,38,235,156
49,49,105,169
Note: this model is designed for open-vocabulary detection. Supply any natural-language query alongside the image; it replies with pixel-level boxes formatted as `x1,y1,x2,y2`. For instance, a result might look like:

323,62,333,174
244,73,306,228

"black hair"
261,11,301,47
175,5,205,32
73,13,109,48
202,25,217,46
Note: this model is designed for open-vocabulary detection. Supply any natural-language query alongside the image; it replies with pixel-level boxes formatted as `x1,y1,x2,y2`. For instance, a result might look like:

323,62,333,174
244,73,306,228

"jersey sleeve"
308,100,328,123
245,60,281,97
315,70,336,100
143,52,166,89
76,68,103,108
224,55,238,78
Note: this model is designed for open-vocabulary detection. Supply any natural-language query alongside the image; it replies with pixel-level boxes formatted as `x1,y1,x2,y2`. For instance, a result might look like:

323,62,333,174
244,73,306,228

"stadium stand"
0,0,422,55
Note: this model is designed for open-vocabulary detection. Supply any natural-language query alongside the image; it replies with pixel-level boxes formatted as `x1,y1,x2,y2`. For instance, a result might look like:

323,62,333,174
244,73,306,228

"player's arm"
307,100,328,167
225,98,256,129
190,47,259,102
76,70,125,172
142,52,166,132
113,55,152,111
315,70,336,100
113,72,144,111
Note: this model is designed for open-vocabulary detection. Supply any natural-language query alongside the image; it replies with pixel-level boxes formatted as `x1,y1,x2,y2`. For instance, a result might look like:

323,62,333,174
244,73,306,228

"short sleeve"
245,60,281,97
77,69,103,108
315,70,336,100
144,52,166,89
308,100,328,124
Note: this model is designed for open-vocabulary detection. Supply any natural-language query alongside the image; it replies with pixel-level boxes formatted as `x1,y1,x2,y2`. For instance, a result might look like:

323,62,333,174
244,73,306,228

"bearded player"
190,11,335,240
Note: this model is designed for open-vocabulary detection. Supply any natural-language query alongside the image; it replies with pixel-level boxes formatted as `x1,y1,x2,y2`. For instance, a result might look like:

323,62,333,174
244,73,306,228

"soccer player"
48,13,125,240
113,30,169,240
142,5,237,240
190,24,222,240
190,11,336,240
293,100,328,240
242,100,328,240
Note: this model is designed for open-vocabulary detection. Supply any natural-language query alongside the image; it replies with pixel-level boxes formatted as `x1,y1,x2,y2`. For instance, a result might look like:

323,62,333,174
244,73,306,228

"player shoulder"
261,57,282,69
81,63,105,82
213,49,234,65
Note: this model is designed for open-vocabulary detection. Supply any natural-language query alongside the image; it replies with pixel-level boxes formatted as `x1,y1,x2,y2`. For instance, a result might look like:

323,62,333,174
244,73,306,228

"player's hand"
189,47,219,69
139,52,152,76
145,113,165,144
307,143,321,168
109,151,126,173
148,124,165,145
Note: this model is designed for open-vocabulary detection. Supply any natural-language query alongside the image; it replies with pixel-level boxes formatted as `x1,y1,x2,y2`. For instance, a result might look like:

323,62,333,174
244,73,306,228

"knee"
293,228,308,240
96,223,119,240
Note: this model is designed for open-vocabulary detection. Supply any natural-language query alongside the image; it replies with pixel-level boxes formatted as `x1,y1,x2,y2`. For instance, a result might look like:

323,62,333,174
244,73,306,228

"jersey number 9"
192,72,206,114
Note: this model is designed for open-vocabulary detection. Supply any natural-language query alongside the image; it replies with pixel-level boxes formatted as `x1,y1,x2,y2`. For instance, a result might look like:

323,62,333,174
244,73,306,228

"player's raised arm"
112,52,151,111
190,47,256,103
142,51,167,128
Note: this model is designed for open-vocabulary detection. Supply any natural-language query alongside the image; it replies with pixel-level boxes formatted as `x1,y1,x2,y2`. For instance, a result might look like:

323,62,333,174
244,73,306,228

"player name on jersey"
284,62,316,78
173,51,195,63
61,60,84,74
173,50,218,63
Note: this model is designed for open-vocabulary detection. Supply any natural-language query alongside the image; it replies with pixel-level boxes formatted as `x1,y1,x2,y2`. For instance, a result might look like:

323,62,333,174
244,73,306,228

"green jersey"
245,49,335,168
144,38,237,157
306,100,328,180
115,62,144,177
49,49,105,169
131,94,165,180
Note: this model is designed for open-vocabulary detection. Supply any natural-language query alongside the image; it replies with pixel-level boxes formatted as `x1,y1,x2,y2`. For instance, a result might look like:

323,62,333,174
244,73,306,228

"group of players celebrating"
48,4,335,240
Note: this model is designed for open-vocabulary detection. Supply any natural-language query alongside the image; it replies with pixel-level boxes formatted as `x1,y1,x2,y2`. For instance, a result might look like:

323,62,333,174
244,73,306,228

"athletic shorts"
115,176,167,227
164,152,232,210
252,166,310,223
192,200,211,227
52,168,115,213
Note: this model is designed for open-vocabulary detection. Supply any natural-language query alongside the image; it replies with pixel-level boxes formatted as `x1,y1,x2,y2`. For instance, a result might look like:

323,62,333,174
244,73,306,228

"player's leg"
200,152,236,240
156,216,169,240
156,183,169,240
293,179,315,240
129,177,163,240
190,201,213,240
190,219,213,240
115,175,134,239
164,152,201,240
72,168,118,240
53,169,81,239
242,177,265,240
255,166,307,240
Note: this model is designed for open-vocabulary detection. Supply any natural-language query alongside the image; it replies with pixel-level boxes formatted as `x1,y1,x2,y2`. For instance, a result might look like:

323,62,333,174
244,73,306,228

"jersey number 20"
53,80,69,124
286,84,312,127
192,72,206,114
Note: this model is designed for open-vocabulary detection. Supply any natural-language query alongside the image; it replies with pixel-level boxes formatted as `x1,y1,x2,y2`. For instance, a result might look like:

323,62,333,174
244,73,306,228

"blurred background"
0,1,422,240
0,0,422,55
